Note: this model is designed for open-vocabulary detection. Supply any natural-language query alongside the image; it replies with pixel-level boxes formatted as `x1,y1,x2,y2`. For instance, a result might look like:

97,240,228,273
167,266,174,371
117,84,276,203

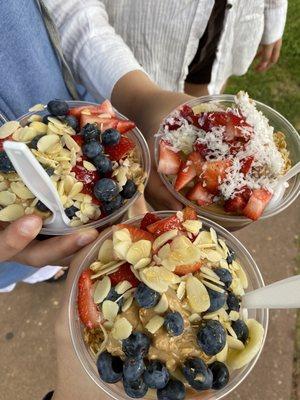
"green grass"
227,0,300,130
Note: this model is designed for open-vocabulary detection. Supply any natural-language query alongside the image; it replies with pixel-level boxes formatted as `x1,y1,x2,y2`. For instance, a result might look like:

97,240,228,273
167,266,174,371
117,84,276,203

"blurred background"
0,1,299,399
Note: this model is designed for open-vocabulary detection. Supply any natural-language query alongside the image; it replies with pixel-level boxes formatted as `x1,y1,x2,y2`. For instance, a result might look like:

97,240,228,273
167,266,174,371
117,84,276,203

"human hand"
255,39,282,72
112,71,194,210
0,214,98,266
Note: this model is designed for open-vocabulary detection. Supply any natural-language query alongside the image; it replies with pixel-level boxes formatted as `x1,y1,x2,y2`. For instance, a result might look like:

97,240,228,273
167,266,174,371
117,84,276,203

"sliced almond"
209,227,218,244
10,182,35,200
176,281,186,300
0,204,24,221
227,335,245,350
154,293,169,314
98,239,114,264
182,220,202,235
130,265,141,282
112,318,132,340
218,239,229,256
29,103,45,112
200,273,224,286
102,300,119,322
68,181,83,198
162,245,201,270
27,114,42,123
229,311,240,322
89,261,103,272
152,229,178,252
202,280,225,293
37,134,60,152
189,313,201,323
220,259,229,269
0,121,20,139
193,230,213,246
134,257,151,270
202,249,223,263
115,280,132,295
114,240,131,260
83,160,97,171
93,276,111,304
63,134,80,152
201,266,220,280
63,175,75,195
91,261,125,279
126,240,152,265
216,341,228,362
186,276,210,313
170,236,192,251
13,126,38,142
140,266,180,293
145,315,165,334
103,320,114,330
29,121,48,133
235,266,248,289
0,191,16,206
157,244,171,260
113,228,131,244
122,295,134,312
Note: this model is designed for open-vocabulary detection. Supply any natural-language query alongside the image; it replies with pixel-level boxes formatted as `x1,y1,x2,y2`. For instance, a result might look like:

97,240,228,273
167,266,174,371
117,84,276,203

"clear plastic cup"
154,95,300,231
16,101,150,235
68,211,269,400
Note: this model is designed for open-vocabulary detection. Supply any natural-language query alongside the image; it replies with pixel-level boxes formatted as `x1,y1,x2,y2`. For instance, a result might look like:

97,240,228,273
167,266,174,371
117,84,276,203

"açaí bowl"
154,95,300,231
68,211,268,400
17,101,150,235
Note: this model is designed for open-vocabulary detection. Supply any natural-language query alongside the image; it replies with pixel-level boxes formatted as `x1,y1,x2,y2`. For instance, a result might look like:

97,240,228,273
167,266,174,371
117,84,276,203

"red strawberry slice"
187,182,213,206
72,134,84,147
116,120,136,134
201,160,232,194
80,115,119,131
175,261,203,276
224,186,252,213
72,164,100,186
77,269,102,329
69,100,116,119
140,213,161,230
194,142,209,158
240,156,254,175
104,136,135,161
96,99,116,117
157,141,181,175
182,206,198,221
174,152,203,191
109,263,139,287
242,189,272,221
180,105,200,127
116,224,155,242
146,215,181,237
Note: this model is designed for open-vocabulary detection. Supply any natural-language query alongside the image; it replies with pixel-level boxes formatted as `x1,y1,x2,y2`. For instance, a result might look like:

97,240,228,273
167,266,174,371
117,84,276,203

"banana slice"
98,239,114,264
126,240,152,265
227,319,264,370
186,276,210,313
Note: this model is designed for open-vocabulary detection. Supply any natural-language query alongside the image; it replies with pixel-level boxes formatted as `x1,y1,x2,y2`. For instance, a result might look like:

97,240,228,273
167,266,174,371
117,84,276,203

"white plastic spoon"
266,161,300,210
4,141,70,229
242,275,300,309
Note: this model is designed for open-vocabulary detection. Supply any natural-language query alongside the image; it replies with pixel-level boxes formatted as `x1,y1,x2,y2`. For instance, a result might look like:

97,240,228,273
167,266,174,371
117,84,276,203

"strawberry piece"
140,213,161,230
174,151,203,191
72,164,100,186
240,156,254,175
201,160,232,194
146,215,181,237
77,269,102,329
194,142,209,158
175,261,203,276
80,115,119,131
182,206,198,221
116,120,136,134
180,105,200,127
224,194,247,213
116,224,154,242
188,151,204,174
69,100,116,119
242,189,272,221
96,99,116,117
72,134,84,147
109,263,139,287
187,182,213,206
157,141,181,175
104,136,135,161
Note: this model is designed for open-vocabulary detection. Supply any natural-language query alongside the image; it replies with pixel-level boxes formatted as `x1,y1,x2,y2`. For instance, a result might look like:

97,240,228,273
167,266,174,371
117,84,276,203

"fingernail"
76,229,98,246
18,216,42,236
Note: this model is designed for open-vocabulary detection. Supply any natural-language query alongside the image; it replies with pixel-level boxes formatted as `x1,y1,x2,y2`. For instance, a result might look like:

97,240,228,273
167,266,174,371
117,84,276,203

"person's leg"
0,0,71,120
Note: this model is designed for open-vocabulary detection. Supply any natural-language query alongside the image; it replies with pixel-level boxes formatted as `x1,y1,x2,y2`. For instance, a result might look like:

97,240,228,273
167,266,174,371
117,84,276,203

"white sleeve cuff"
261,3,288,44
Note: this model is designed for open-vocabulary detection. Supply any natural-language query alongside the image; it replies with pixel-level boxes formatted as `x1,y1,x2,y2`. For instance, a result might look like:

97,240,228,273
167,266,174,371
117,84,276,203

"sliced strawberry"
140,213,161,230
224,194,247,213
157,141,181,175
174,152,203,191
188,151,204,174
108,263,139,287
72,134,84,147
77,269,102,329
69,100,116,119
104,136,135,161
182,206,198,221
116,120,135,134
80,115,119,131
242,189,272,221
146,215,181,237
72,164,100,186
180,105,199,127
194,142,209,158
116,224,155,242
96,99,116,117
175,261,203,276
201,160,231,194
240,156,254,175
187,182,213,206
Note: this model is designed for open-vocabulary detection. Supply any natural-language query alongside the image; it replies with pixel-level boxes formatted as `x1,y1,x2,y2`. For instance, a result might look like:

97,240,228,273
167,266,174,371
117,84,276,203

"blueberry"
94,178,119,202
214,268,232,288
164,312,184,336
121,179,137,199
47,99,69,116
122,332,151,358
44,167,54,176
123,377,148,398
102,195,123,214
64,205,79,218
231,319,249,343
123,357,145,382
93,154,112,175
134,283,160,309
82,123,100,142
60,115,78,130
82,141,103,159
96,351,123,383
226,248,236,264
227,292,240,312
0,152,15,173
209,361,229,390
105,287,123,310
206,287,227,313
197,320,226,356
101,128,120,145
157,379,186,400
27,134,45,150
42,114,51,124
182,358,213,391
144,360,169,389
36,200,49,212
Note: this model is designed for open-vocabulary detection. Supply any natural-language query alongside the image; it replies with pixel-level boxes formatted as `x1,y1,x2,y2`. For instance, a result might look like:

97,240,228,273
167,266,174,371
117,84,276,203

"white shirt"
43,0,287,100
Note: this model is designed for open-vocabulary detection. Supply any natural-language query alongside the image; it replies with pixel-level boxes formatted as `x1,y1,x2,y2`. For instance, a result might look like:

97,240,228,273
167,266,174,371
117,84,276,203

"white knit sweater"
43,0,287,100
